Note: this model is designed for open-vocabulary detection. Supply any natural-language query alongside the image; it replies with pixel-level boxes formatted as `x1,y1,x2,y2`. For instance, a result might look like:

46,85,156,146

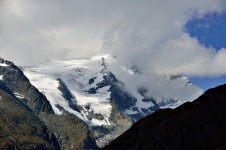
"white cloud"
0,0,226,76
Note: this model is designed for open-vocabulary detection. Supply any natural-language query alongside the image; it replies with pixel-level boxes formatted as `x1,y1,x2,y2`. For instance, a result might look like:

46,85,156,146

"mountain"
0,57,98,150
20,55,202,147
0,85,59,150
0,58,54,114
103,84,226,150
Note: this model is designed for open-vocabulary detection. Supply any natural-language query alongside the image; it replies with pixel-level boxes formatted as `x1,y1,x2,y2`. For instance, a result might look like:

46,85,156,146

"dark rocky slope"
0,89,59,150
41,113,98,150
104,84,226,150
0,58,53,114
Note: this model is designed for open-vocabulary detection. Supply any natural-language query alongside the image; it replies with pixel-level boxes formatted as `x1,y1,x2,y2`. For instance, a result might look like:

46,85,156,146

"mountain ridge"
104,84,226,150
0,89,59,150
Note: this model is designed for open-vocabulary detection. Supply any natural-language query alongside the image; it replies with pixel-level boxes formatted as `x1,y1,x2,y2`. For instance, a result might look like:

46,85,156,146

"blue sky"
185,12,226,90
186,12,226,50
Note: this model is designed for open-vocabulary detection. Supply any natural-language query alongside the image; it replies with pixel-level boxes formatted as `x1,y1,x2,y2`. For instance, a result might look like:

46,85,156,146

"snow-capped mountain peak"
21,54,203,146
22,56,113,126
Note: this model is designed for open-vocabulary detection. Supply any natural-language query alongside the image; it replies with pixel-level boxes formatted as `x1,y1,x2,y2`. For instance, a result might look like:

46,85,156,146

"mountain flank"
104,84,226,150
0,57,98,149
0,89,59,150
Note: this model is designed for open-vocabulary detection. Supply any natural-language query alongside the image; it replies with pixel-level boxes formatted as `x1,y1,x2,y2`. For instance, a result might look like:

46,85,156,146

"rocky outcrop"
0,58,54,114
104,84,226,150
41,113,99,150
0,89,59,150
91,97,134,148
57,78,81,113
86,72,134,147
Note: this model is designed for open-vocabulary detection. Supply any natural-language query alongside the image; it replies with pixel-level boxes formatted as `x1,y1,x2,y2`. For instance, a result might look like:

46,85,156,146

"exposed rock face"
56,72,133,148
104,84,226,150
41,114,99,150
57,78,81,113
0,57,98,150
0,89,59,150
91,96,134,148
0,57,54,114
87,72,134,147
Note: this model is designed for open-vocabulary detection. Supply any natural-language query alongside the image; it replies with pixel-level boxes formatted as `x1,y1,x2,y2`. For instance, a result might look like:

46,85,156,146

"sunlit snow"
23,55,113,126
22,54,203,126
14,93,25,99
0,63,9,67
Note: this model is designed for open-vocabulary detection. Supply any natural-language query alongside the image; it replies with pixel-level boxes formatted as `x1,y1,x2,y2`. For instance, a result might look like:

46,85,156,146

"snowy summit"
22,55,202,127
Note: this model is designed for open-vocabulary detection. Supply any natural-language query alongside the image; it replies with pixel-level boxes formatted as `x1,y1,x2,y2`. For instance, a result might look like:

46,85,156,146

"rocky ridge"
0,88,59,150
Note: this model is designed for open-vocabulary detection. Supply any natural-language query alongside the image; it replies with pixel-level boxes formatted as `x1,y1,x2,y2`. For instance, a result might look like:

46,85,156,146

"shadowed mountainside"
0,89,59,150
104,84,226,150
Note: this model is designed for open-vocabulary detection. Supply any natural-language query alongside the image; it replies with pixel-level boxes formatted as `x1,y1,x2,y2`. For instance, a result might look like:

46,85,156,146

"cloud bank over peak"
0,0,226,76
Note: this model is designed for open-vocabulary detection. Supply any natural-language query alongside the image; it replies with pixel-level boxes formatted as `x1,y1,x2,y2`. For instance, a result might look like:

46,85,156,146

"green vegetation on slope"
0,90,59,150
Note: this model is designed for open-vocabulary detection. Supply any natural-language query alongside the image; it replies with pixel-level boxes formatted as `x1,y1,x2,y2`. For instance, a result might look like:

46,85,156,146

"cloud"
0,0,226,76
